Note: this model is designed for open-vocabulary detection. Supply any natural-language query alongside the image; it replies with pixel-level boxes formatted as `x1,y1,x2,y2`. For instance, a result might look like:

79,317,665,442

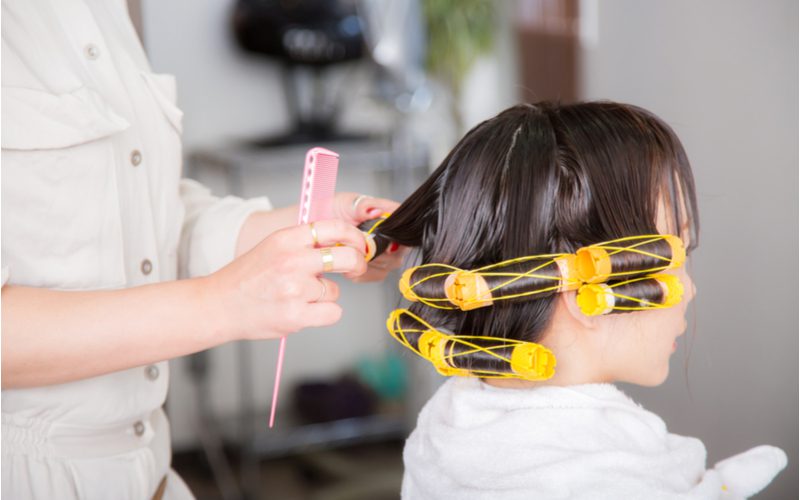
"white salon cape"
403,378,786,500
1,0,272,498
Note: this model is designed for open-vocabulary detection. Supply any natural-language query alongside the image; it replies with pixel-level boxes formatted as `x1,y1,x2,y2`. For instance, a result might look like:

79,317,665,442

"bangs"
652,119,700,253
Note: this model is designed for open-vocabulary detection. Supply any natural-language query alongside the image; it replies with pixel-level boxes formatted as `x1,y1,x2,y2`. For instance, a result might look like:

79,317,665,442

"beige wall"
580,1,798,498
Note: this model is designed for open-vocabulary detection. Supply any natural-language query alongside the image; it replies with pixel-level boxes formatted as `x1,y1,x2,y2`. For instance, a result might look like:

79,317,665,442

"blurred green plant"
423,0,496,129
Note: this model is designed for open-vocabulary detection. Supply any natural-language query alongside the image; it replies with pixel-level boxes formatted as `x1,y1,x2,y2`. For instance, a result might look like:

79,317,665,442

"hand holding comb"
269,147,339,428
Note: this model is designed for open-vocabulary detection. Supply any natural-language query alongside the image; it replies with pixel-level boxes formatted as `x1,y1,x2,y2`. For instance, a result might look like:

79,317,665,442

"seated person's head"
380,101,698,387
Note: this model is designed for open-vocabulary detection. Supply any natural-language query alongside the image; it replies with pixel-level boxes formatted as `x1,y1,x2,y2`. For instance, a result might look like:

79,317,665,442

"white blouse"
1,0,271,498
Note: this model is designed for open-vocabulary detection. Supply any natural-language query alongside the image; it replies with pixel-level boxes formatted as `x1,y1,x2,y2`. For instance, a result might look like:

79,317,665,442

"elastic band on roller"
576,273,684,316
399,254,580,311
387,309,556,381
576,235,686,283
360,214,392,261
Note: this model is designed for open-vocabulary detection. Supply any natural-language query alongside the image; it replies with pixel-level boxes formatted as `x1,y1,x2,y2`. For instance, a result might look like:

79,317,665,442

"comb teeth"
298,148,339,224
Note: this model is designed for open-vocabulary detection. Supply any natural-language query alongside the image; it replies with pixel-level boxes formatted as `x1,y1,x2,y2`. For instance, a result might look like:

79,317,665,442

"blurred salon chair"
231,0,368,146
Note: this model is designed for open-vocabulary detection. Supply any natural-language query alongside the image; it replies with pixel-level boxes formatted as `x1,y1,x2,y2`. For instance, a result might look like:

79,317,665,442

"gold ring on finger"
309,222,320,247
320,247,334,273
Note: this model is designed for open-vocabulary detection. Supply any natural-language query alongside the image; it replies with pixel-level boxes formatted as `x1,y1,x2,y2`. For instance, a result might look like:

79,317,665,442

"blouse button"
130,150,143,166
133,421,146,437
141,259,153,276
84,44,100,60
145,365,160,380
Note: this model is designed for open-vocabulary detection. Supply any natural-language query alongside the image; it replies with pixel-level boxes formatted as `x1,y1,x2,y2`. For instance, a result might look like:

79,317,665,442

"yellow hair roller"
399,254,580,311
444,271,493,311
576,235,686,283
509,343,557,381
417,329,471,377
387,309,556,381
398,264,462,309
359,213,393,261
576,273,685,316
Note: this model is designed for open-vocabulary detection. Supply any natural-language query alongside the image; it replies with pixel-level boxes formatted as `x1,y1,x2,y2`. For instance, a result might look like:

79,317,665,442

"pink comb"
269,147,339,428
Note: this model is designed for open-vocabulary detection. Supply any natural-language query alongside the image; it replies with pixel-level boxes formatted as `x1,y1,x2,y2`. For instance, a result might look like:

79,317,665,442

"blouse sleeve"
177,178,273,278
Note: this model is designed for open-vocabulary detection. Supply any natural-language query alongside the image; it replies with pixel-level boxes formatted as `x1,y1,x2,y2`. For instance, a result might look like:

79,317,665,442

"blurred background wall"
576,3,798,500
140,0,797,498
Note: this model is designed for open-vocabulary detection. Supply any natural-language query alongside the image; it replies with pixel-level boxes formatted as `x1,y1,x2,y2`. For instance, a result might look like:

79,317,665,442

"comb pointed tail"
268,336,287,428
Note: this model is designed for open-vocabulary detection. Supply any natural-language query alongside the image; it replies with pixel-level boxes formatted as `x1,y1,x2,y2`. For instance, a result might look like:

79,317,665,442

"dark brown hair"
378,101,698,371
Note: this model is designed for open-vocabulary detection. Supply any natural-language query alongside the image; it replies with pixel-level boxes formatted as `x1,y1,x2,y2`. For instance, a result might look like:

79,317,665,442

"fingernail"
367,208,383,217
389,242,400,253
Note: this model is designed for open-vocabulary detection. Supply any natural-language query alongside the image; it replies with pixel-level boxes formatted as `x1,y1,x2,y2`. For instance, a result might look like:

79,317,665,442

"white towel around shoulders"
402,378,786,500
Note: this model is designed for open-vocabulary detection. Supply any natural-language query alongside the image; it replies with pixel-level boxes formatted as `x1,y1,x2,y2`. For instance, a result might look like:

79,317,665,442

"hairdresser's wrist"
193,273,240,346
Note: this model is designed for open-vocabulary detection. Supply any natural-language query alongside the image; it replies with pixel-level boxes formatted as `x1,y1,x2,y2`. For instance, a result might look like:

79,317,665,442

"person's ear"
560,290,597,329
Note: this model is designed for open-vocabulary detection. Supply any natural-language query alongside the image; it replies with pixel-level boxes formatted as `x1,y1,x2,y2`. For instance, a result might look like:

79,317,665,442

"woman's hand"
1,219,371,388
333,192,407,282
207,219,369,341
234,192,406,286
332,192,398,225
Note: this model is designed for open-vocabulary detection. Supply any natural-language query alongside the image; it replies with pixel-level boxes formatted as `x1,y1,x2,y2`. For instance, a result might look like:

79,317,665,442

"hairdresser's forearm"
235,205,299,257
1,278,228,389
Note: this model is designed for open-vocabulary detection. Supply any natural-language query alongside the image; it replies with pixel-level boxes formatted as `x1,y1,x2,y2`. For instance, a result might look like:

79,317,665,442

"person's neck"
484,325,611,390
